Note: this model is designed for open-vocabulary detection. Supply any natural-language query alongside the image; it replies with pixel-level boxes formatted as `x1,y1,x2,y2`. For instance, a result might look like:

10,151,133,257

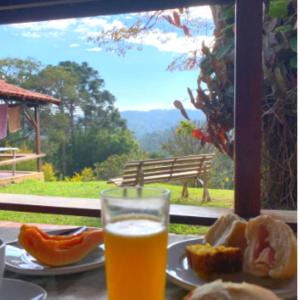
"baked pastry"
243,215,297,279
186,244,242,278
183,280,281,300
205,213,247,250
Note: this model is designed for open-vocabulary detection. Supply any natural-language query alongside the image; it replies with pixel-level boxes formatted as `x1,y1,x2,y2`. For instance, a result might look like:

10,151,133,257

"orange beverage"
104,218,168,300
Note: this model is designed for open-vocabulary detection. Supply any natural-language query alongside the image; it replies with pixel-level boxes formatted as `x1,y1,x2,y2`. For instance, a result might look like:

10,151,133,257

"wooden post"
34,106,42,172
234,0,263,218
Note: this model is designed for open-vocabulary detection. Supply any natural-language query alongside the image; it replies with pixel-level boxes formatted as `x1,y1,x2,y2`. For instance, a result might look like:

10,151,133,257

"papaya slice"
20,224,85,241
18,225,103,267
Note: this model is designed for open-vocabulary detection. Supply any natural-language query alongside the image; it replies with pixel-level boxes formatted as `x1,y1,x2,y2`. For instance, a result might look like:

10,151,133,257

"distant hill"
121,109,205,138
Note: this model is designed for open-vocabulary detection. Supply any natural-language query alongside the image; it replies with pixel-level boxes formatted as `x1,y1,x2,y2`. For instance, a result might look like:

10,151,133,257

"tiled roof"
0,80,60,105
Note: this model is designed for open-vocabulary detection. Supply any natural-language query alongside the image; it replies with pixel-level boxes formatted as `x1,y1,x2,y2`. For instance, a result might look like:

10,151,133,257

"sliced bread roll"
205,213,247,250
184,280,281,300
243,215,297,279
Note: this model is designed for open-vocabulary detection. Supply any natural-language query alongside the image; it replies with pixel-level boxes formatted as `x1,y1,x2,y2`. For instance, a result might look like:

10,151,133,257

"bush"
94,154,130,180
80,167,95,181
66,167,95,182
209,153,234,190
42,163,57,181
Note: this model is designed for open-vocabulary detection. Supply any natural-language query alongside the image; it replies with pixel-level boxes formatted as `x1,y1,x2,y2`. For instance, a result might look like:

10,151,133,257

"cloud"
128,29,214,53
186,6,212,20
7,19,76,38
11,19,76,31
70,43,80,48
5,6,213,54
86,47,102,52
21,32,41,38
75,18,124,36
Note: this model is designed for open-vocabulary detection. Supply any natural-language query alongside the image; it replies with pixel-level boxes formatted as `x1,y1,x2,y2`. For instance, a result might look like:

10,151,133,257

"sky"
0,7,214,111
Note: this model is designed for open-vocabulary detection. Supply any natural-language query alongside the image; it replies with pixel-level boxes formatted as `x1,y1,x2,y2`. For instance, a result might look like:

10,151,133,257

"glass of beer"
101,187,170,300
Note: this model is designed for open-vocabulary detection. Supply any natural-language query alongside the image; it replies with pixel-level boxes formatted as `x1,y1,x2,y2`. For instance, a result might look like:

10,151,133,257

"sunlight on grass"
0,180,233,235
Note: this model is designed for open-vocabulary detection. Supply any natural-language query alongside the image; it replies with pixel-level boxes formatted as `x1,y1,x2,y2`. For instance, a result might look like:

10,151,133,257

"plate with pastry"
167,214,297,300
183,279,284,300
5,224,105,276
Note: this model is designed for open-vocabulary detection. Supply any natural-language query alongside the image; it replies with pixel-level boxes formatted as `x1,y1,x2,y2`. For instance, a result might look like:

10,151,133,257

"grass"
0,180,234,235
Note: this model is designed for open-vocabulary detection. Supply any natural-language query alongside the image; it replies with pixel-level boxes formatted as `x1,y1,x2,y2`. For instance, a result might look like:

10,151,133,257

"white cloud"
128,29,213,54
7,19,76,39
21,32,41,38
11,19,76,31
70,43,80,48
86,47,102,52
75,17,125,36
186,6,212,20
5,6,213,53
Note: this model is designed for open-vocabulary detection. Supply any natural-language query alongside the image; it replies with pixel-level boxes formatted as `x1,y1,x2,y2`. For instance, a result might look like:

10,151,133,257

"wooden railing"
0,194,296,231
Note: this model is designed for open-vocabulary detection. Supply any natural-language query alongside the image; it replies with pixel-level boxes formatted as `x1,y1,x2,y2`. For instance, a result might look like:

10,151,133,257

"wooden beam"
234,0,263,218
24,108,37,129
34,106,42,172
0,0,234,25
0,153,45,167
0,195,296,231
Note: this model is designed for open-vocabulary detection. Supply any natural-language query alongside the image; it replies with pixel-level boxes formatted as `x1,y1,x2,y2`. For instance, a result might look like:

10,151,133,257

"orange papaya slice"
18,226,103,267
20,224,85,241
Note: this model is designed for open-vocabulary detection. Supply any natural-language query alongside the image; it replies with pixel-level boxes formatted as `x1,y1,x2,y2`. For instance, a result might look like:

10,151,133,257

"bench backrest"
120,154,214,186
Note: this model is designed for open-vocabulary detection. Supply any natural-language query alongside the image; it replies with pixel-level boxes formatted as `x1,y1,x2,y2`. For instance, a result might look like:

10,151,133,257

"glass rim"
100,186,170,199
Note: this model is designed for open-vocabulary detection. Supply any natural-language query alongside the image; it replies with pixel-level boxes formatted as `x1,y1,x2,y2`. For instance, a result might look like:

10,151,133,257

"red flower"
192,129,212,144
192,129,204,140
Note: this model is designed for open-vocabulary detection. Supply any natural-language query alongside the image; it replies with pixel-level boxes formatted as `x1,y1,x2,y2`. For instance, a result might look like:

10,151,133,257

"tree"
0,58,139,177
0,58,41,85
31,61,133,176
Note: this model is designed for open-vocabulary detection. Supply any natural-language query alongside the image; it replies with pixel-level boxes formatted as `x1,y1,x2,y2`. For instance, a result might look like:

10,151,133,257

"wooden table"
0,226,191,300
1,226,296,300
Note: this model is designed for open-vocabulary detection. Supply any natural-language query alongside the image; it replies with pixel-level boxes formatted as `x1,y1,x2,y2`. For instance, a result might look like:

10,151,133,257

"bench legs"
196,177,211,203
181,179,211,202
201,177,211,203
181,182,189,198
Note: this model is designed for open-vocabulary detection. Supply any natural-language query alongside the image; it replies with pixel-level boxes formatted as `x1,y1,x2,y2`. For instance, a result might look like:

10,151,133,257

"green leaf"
290,36,297,52
222,7,235,21
275,25,293,33
289,55,297,69
274,67,287,93
269,0,289,18
214,41,234,60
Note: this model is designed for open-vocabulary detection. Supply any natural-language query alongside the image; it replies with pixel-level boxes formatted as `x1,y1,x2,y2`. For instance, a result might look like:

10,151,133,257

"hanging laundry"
8,105,21,133
0,104,8,140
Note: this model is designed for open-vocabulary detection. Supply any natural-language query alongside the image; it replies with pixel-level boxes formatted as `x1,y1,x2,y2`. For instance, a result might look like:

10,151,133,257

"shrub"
66,167,95,182
80,167,95,181
42,163,57,181
94,154,130,180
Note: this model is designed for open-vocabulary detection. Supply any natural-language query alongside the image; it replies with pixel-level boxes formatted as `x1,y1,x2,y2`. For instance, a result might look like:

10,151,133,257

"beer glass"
101,187,170,300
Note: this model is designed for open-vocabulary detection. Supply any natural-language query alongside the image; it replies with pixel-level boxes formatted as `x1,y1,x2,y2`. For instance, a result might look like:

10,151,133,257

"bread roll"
244,215,297,279
205,213,247,250
184,280,281,300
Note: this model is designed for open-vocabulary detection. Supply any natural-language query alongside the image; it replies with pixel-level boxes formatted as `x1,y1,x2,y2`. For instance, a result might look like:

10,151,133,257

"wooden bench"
108,154,215,202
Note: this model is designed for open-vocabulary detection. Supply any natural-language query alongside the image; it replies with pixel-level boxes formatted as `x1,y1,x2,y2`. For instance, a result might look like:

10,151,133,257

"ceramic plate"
167,238,297,300
0,278,47,299
5,240,105,276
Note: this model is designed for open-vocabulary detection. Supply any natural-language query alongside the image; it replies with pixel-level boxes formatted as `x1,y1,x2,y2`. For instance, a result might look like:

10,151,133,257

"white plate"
5,241,105,276
167,238,297,300
0,278,47,299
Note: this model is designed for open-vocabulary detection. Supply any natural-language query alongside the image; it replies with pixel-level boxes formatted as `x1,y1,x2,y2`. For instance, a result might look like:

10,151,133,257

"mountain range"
120,109,205,138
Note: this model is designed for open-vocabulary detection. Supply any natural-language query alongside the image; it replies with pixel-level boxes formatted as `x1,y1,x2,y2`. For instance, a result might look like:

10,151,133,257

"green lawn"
0,180,234,235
